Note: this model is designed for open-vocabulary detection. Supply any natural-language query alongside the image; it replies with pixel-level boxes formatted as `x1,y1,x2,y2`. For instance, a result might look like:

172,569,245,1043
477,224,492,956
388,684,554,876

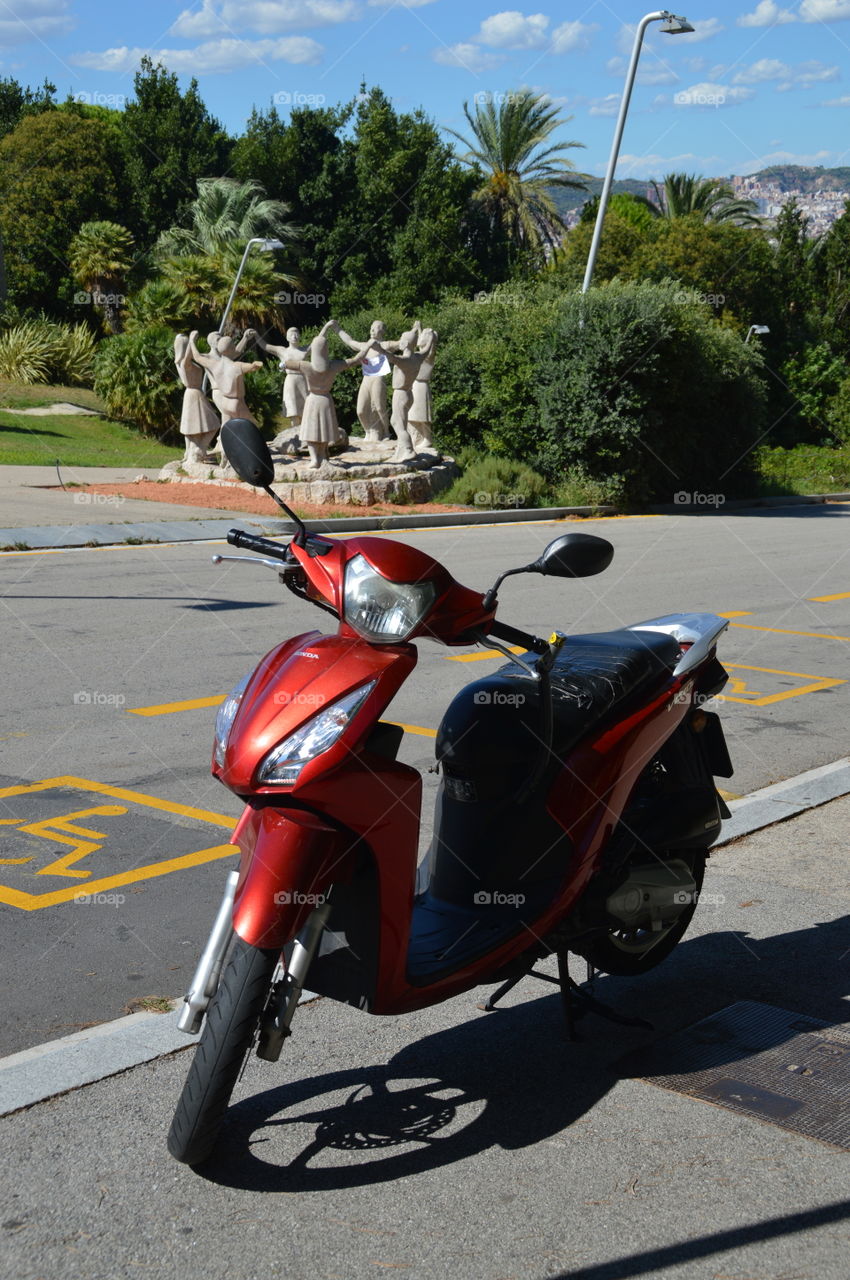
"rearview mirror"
220,419,274,488
533,533,614,578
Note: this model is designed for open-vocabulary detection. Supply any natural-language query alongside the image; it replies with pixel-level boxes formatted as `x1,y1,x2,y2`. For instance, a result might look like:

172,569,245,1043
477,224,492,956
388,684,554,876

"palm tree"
69,220,135,333
649,174,762,227
155,176,299,258
447,89,587,263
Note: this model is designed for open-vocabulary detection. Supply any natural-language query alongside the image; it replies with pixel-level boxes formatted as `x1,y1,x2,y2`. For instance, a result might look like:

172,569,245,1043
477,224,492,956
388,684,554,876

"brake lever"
211,554,299,573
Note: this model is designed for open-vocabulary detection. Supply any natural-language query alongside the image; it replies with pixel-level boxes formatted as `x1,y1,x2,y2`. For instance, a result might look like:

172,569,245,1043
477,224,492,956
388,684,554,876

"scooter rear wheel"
577,853,706,977
167,936,278,1165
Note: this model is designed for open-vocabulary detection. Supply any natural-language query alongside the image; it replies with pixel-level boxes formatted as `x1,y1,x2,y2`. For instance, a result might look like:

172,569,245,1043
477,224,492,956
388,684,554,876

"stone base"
158,439,456,506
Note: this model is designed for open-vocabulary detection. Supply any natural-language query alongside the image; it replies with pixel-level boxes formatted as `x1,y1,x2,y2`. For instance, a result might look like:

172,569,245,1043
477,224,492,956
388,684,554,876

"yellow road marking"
127,695,225,716
384,720,437,739
809,591,850,602
446,645,524,663
721,663,845,706
729,622,850,642
719,611,753,618
0,843,237,911
0,776,237,910
16,805,129,879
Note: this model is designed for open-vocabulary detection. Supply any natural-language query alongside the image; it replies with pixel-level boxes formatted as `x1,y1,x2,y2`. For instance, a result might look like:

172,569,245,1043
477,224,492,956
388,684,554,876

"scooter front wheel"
167,936,278,1165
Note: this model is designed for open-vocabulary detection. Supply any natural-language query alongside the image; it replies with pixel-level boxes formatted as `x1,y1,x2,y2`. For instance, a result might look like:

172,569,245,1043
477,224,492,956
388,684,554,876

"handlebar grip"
226,528,290,561
489,619,548,655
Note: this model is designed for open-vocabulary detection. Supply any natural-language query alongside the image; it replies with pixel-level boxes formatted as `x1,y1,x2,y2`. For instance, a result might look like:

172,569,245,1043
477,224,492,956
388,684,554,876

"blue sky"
8,1,850,180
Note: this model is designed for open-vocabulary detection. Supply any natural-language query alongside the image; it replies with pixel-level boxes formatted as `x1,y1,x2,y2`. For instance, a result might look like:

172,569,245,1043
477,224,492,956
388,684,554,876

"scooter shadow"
197,913,849,1192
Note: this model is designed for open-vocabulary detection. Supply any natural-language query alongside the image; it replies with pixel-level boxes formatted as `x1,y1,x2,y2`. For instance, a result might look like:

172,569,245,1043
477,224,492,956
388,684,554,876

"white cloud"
476,11,549,50
0,0,72,47
171,0,359,38
369,0,436,5
606,151,721,178
673,18,724,42
607,55,679,86
551,20,597,54
822,93,850,103
673,81,755,107
734,57,839,86
733,58,791,82
72,36,324,74
799,0,850,20
588,94,620,116
738,1,795,26
432,43,505,73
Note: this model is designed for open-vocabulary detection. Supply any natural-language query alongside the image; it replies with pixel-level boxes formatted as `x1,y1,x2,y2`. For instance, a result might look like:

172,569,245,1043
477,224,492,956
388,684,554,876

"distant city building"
732,173,849,237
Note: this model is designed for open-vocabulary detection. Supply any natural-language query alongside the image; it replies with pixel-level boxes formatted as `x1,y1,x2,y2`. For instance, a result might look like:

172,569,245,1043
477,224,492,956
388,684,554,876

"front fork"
256,900,332,1061
177,871,331,1046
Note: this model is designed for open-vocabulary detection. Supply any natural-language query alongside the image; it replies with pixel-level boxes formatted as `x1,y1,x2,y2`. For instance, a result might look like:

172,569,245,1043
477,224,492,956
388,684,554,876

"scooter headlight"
213,673,250,768
257,680,377,786
344,553,436,643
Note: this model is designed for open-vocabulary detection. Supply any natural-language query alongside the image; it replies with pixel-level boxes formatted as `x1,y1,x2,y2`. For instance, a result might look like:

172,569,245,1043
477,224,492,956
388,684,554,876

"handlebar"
489,619,548,656
227,529,292,561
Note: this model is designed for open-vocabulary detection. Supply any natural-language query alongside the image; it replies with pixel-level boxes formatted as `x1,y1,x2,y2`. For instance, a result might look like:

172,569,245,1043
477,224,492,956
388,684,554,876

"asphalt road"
1,505,848,1055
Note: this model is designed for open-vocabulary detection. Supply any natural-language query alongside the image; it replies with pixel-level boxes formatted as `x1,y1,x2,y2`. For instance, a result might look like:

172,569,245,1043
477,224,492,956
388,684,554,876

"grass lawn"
0,382,177,468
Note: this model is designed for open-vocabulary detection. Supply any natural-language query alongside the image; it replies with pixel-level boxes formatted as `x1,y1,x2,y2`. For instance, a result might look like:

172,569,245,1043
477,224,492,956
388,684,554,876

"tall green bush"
0,317,97,384
94,326,181,438
536,280,768,505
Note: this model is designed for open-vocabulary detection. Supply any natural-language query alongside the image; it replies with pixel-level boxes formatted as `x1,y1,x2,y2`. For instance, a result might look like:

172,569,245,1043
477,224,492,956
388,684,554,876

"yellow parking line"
127,695,225,717
809,591,850,602
385,720,437,739
729,622,850,642
446,645,524,663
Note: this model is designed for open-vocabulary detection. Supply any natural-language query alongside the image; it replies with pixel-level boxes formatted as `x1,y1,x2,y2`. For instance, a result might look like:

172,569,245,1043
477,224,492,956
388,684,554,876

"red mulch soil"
67,479,471,520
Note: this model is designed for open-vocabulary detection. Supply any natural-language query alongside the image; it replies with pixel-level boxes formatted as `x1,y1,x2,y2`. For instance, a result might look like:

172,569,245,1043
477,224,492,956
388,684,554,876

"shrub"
94,326,181,438
536,280,768,505
442,454,552,510
0,318,97,385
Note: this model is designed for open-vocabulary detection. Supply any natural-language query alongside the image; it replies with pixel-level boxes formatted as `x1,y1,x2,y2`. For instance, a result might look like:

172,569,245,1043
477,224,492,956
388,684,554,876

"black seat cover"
425,627,680,911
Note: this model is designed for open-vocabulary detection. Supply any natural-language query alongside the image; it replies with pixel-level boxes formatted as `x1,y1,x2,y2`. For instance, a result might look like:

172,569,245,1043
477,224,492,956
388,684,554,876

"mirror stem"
263,485,308,546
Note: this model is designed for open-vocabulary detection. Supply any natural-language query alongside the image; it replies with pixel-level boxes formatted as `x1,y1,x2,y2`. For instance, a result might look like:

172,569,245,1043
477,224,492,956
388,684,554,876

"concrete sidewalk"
1,781,848,1279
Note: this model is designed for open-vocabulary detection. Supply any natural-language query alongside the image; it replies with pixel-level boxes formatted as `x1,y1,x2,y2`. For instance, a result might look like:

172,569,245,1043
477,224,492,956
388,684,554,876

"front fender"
230,804,354,949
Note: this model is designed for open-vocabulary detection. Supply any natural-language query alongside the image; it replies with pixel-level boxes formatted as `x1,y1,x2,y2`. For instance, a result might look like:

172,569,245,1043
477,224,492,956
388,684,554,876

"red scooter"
168,419,733,1165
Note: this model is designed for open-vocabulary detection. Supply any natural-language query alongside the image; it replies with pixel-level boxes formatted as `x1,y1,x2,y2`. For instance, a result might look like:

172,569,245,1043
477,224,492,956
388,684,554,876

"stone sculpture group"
172,318,440,473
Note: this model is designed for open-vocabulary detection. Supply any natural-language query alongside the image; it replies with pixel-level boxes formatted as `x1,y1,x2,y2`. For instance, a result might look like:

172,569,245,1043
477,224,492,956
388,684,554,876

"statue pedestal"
158,438,456,506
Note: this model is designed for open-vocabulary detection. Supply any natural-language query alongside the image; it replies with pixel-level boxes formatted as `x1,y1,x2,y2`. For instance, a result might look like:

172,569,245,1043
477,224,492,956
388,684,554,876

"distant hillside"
740,165,850,192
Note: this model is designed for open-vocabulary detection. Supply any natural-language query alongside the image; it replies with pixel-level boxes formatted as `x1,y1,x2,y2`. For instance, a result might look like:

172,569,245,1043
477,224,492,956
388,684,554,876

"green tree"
0,112,124,313
121,58,231,249
0,76,56,140
447,89,587,265
649,173,761,226
70,220,135,333
155,176,298,257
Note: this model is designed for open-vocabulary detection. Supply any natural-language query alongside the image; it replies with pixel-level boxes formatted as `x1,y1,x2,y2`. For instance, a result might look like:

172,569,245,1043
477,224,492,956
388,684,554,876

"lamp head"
660,12,693,33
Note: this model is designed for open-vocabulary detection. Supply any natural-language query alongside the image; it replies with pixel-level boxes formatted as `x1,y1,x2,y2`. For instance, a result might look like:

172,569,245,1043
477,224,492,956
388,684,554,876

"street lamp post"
745,324,770,343
202,237,285,392
216,236,285,340
581,10,693,295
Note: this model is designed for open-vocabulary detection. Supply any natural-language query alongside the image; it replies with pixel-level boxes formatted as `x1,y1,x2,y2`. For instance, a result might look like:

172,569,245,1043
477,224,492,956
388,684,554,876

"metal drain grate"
619,1001,850,1150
